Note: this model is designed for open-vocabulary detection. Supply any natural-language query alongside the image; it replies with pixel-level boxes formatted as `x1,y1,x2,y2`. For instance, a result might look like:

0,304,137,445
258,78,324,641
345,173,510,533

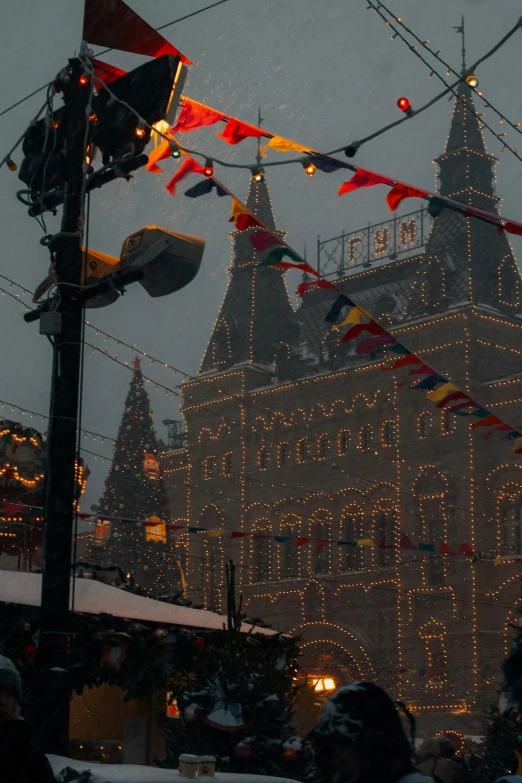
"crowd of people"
0,649,520,783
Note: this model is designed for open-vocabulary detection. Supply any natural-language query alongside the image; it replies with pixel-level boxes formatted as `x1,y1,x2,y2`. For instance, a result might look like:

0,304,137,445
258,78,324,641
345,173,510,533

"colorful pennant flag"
419,542,435,552
229,199,261,230
426,383,458,402
171,99,223,133
382,354,420,372
357,539,376,547
343,321,386,344
338,168,392,196
83,0,191,63
309,154,351,173
297,279,335,296
355,334,398,356
208,529,225,537
217,118,265,145
295,537,312,547
274,535,290,543
470,414,503,430
386,183,429,212
259,136,312,157
231,531,248,539
250,231,285,252
184,179,227,198
325,294,353,324
399,533,416,550
459,543,474,556
165,157,204,196
439,542,454,555
410,374,446,391
147,138,176,174
434,390,469,408
316,540,331,553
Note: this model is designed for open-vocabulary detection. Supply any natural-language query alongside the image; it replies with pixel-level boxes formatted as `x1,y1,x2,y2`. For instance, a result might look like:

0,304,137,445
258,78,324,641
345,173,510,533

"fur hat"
0,654,22,703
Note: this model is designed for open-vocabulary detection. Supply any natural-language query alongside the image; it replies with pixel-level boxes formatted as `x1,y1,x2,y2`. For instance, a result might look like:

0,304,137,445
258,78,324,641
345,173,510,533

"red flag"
217,118,265,145
165,524,185,530
386,183,428,212
235,214,262,231
399,533,416,550
83,0,192,64
231,531,248,538
504,221,522,237
407,364,436,376
470,415,503,430
295,537,312,547
338,169,392,196
484,423,513,440
343,321,385,343
165,157,204,196
382,354,422,371
459,543,474,556
439,542,453,555
250,231,285,252
315,540,330,553
297,279,334,296
435,390,469,408
147,138,174,173
92,58,127,87
4,503,21,516
171,99,223,133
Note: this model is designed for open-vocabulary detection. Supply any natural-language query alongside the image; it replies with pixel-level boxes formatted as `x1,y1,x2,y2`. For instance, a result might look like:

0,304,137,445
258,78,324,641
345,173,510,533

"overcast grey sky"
1,0,521,512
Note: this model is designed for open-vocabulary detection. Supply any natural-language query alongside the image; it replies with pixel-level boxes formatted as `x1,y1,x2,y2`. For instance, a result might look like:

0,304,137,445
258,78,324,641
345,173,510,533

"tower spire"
453,15,466,72
256,107,264,166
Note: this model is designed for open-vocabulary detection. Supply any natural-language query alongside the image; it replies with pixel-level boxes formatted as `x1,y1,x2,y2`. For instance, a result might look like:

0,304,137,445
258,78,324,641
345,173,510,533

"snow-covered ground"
48,756,301,783
0,570,274,634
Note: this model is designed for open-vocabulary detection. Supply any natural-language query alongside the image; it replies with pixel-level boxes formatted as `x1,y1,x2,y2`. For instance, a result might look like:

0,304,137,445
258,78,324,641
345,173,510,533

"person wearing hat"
309,681,431,783
0,653,56,782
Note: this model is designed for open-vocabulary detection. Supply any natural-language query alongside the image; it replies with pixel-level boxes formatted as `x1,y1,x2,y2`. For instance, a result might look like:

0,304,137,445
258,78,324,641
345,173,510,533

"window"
426,516,444,585
258,446,269,471
203,456,217,480
418,412,432,439
442,409,457,435
317,434,329,460
341,506,364,571
377,512,395,566
280,517,300,578
311,512,331,574
504,500,522,553
359,425,373,451
223,452,233,476
297,438,310,463
338,430,351,456
420,622,448,687
278,442,289,467
253,531,271,581
382,421,397,447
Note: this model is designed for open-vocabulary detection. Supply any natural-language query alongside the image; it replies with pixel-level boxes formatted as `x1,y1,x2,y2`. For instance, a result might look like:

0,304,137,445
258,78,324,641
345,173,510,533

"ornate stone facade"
160,81,522,735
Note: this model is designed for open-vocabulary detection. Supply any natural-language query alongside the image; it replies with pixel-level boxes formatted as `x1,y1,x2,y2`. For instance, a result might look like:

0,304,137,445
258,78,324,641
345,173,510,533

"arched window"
382,421,397,447
377,511,395,566
424,507,445,585
258,446,269,471
442,409,457,435
311,511,332,574
420,622,448,688
340,505,364,571
338,430,351,456
418,412,432,439
278,442,289,467
297,438,310,463
222,452,233,476
359,425,373,451
203,456,217,480
280,515,300,578
253,527,272,582
317,434,330,460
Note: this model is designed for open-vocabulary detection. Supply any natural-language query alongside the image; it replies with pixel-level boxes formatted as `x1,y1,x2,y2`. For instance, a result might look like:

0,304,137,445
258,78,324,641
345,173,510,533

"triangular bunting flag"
386,183,428,211
217,118,265,145
459,543,474,556
315,540,331,553
439,542,453,555
231,531,248,539
399,533,416,550
171,99,223,133
295,537,312,547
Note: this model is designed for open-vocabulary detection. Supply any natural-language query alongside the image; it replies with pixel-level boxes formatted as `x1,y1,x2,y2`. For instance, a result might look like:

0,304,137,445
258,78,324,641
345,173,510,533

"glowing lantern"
302,159,317,176
465,73,479,90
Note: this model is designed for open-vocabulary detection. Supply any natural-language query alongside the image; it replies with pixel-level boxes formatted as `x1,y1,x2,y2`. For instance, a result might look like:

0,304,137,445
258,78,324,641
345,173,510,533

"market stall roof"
0,570,275,634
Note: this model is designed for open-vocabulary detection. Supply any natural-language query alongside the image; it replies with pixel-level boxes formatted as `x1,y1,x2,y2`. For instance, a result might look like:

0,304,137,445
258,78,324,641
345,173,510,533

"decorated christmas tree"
479,621,522,781
161,562,315,781
87,357,174,596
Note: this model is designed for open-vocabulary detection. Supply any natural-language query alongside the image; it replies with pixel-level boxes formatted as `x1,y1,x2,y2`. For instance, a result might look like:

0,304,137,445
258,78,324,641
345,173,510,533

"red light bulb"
397,97,413,116
203,158,214,178
79,74,89,86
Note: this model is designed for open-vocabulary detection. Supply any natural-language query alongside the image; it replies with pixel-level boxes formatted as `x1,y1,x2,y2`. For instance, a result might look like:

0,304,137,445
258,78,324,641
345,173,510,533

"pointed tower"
200,175,299,373
404,79,522,318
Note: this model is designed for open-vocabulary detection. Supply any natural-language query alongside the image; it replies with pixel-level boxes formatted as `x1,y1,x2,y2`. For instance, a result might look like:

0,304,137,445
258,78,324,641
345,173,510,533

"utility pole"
35,57,90,755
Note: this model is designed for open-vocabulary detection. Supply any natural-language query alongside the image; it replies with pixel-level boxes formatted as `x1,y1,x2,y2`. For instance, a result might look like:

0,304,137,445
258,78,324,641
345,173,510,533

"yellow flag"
494,556,502,566
426,382,458,402
357,538,376,547
339,307,367,327
230,199,247,222
259,136,312,158
208,529,225,537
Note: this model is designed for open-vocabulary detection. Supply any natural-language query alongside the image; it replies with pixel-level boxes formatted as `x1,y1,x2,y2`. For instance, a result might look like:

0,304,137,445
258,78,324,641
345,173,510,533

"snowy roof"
0,571,275,635
49,756,301,783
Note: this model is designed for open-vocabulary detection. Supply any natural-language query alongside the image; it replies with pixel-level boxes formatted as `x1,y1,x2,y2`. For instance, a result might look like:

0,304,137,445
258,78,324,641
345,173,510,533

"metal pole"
36,58,90,756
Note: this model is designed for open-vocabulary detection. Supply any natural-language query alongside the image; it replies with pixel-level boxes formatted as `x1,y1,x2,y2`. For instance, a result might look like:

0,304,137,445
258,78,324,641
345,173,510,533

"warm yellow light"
304,161,317,177
465,73,478,90
323,678,336,691
153,119,170,135
135,127,146,138
310,676,336,693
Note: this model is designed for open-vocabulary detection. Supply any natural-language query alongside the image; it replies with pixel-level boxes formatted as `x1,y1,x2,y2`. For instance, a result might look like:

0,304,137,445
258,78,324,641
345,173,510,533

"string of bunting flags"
142,103,522,458
0,498,517,564
145,94,522,237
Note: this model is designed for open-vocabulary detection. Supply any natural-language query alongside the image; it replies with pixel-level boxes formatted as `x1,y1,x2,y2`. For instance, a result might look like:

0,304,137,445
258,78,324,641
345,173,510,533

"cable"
366,1,522,164
374,0,522,142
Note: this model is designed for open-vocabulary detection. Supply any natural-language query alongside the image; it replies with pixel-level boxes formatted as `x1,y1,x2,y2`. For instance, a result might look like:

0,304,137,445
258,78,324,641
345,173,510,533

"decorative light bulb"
302,159,317,176
397,97,413,117
6,157,17,172
171,145,181,159
135,126,146,138
252,167,264,182
79,74,89,86
465,73,479,90
203,158,214,177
